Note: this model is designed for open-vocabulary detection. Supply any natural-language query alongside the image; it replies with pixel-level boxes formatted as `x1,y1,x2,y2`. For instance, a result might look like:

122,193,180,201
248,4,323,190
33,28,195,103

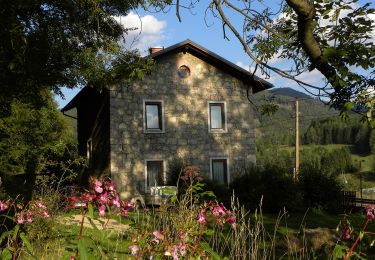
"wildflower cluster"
69,177,132,218
0,198,49,224
128,230,188,260
198,201,236,228
127,201,236,259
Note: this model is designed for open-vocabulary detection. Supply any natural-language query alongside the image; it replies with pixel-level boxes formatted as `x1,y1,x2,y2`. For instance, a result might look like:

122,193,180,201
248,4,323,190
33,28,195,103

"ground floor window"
145,160,165,190
210,158,229,185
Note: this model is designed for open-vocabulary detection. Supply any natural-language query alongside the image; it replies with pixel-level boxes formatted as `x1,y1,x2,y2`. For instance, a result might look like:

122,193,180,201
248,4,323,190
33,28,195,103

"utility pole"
294,99,300,181
359,160,363,208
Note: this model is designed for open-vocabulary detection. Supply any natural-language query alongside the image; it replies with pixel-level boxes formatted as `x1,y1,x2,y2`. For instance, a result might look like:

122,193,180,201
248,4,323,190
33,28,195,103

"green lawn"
16,207,375,259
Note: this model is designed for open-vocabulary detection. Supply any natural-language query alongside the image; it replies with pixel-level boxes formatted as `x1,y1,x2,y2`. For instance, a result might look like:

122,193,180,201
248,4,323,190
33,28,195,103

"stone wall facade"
109,51,256,199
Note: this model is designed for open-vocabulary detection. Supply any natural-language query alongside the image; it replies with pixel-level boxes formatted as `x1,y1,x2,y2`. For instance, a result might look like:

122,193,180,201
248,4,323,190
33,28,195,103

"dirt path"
59,214,130,232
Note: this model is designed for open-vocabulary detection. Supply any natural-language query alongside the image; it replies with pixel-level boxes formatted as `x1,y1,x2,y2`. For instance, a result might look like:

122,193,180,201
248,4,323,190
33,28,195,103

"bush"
300,166,343,213
230,165,303,213
202,179,232,207
230,164,343,213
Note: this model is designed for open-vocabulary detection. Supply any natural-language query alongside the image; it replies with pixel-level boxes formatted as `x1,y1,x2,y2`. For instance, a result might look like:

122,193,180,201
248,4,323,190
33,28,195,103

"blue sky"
55,1,374,108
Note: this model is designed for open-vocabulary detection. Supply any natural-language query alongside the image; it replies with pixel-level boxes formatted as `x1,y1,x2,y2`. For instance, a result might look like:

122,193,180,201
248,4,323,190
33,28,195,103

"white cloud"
113,12,167,54
267,51,284,65
235,61,256,72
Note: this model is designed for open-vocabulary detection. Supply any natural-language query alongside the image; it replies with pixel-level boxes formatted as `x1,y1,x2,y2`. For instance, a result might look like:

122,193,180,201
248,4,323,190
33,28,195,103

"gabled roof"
149,39,273,93
62,39,273,112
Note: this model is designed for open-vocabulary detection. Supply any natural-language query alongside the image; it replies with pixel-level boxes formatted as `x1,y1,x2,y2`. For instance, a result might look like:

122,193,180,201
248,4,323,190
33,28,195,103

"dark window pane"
146,103,161,130
147,161,164,187
212,159,227,185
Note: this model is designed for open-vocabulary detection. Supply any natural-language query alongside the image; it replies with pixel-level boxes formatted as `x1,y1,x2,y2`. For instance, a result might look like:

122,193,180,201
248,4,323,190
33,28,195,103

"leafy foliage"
230,163,343,213
0,93,86,199
251,0,374,115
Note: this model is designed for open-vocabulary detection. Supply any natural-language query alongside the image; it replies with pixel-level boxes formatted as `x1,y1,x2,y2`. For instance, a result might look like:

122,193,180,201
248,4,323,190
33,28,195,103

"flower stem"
344,218,370,260
78,209,87,240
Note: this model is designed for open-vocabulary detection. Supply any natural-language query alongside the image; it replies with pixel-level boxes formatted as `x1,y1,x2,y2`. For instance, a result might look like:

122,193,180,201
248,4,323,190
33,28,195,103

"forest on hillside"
254,88,374,155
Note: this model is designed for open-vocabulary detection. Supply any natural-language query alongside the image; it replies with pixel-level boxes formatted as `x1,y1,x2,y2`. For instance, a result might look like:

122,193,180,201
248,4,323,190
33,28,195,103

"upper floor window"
143,100,164,133
208,101,227,132
210,158,229,186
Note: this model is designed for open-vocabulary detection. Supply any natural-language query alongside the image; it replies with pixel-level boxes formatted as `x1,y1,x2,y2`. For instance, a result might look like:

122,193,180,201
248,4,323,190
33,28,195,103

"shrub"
300,166,343,213
230,163,343,213
201,179,232,207
230,165,303,213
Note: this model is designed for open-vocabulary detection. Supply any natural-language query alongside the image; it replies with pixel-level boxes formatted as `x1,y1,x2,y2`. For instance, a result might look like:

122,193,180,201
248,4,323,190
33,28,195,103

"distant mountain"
253,87,338,145
269,88,312,99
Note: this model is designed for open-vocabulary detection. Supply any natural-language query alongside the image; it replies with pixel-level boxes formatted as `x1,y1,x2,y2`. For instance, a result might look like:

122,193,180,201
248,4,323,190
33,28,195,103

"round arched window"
178,65,190,78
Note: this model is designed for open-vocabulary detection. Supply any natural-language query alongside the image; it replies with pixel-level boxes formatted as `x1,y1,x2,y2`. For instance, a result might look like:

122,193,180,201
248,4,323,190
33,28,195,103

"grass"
22,212,135,259
13,203,375,260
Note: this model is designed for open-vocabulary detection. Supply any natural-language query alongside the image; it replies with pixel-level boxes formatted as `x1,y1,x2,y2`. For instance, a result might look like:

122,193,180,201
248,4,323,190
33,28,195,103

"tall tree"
0,0,154,115
0,0,156,197
170,0,374,124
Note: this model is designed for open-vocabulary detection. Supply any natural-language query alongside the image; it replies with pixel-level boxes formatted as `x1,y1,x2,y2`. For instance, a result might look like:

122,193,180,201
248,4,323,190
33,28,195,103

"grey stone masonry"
110,51,256,199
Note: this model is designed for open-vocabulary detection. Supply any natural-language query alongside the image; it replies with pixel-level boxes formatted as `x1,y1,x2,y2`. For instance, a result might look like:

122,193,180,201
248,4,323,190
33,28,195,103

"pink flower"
80,193,95,203
104,181,116,191
366,205,375,220
68,195,79,202
93,179,103,193
197,210,206,225
212,204,226,217
226,215,236,224
121,209,129,217
70,256,75,260
98,192,109,204
0,200,8,211
112,196,121,208
98,204,106,217
42,211,50,218
172,245,179,260
153,230,164,240
17,214,25,224
128,244,139,255
26,212,33,223
123,200,133,210
178,243,186,256
36,202,47,209
342,226,351,240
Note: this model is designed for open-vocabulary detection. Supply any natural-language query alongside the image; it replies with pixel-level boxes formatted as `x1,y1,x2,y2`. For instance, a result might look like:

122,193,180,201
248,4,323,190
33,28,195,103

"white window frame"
210,157,230,186
144,159,166,192
208,101,227,133
143,99,165,133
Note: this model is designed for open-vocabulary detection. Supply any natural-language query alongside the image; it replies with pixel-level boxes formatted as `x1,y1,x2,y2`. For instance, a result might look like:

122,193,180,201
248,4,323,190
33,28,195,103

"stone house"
62,39,272,200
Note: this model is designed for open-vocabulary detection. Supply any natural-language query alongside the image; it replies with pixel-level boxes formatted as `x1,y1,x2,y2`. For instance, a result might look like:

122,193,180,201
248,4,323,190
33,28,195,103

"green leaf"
78,239,89,260
88,204,95,219
370,240,375,247
87,217,99,231
0,230,13,244
332,9,341,22
19,232,33,254
359,230,364,240
0,248,12,260
343,102,355,111
332,244,346,259
12,225,20,241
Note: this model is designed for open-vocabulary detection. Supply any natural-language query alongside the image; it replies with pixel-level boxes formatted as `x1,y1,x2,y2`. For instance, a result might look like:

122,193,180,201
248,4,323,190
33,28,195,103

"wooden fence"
342,190,375,209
